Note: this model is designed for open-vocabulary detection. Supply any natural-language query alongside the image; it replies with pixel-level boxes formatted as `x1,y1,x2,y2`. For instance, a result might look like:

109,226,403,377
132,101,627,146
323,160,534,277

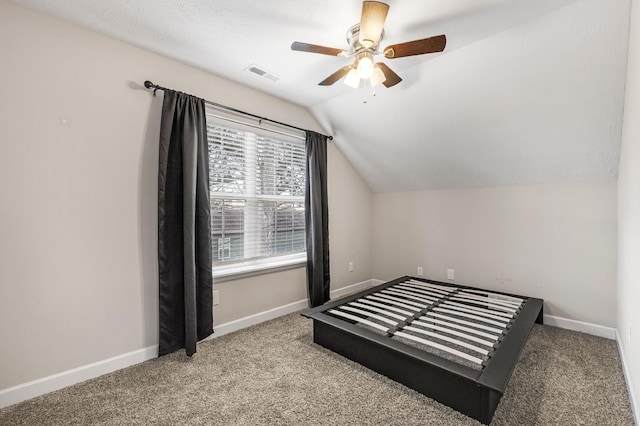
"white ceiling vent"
245,64,280,82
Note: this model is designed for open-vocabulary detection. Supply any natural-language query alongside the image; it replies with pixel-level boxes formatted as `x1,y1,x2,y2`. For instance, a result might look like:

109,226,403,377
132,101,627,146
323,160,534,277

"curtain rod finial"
144,80,155,89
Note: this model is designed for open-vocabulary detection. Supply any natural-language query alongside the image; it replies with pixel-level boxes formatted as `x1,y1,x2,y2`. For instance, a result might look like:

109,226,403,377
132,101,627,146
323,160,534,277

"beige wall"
0,1,372,390
618,0,640,415
372,181,618,327
327,142,372,288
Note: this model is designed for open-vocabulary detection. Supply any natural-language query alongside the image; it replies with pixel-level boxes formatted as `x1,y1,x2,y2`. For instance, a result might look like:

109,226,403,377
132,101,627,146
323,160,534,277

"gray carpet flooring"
0,311,634,425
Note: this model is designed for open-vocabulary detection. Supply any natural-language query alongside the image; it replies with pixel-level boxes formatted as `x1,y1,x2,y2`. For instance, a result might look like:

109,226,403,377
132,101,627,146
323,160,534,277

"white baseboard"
330,278,380,299
0,345,157,409
208,299,309,339
543,314,616,339
209,278,378,338
616,331,639,425
0,279,378,409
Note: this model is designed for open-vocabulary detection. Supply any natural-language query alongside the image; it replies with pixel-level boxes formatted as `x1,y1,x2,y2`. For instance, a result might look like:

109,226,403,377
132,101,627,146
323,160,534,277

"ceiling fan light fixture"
344,68,360,88
370,65,386,87
356,53,374,80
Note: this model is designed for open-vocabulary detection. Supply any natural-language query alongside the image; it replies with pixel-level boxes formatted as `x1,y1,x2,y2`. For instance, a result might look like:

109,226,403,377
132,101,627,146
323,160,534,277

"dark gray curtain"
158,90,213,356
305,131,330,308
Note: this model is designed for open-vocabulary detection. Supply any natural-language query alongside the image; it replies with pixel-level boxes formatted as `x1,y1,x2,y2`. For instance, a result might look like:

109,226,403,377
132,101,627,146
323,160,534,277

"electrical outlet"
348,261,354,272
417,267,423,276
447,269,455,280
212,290,220,306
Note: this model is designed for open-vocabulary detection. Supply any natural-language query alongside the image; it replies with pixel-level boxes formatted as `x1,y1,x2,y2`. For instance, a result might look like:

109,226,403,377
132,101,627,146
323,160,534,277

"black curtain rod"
143,80,333,141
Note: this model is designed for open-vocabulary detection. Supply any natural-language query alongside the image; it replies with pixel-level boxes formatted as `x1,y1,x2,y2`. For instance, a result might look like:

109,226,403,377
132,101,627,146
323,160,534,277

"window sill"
213,255,307,283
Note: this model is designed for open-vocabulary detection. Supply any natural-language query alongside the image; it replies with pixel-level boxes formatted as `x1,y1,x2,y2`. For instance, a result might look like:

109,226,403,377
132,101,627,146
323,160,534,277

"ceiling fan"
291,1,446,89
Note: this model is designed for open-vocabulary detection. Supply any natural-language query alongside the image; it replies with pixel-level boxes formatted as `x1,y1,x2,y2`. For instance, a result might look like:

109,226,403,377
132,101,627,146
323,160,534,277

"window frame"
207,112,307,282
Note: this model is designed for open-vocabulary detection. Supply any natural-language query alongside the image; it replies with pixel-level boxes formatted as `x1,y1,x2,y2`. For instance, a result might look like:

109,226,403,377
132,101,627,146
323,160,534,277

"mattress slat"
359,298,415,317
348,302,407,321
427,312,505,334
440,302,511,323
449,296,517,313
410,321,496,347
406,280,456,293
456,292,521,310
445,300,514,318
462,288,524,303
396,283,449,299
403,326,490,355
394,331,484,365
383,288,437,304
377,291,429,308
434,307,509,328
366,294,422,311
414,317,500,340
328,309,389,332
338,306,399,326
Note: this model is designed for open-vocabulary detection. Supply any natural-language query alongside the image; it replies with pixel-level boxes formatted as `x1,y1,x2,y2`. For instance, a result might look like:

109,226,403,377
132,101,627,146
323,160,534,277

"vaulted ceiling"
11,0,631,192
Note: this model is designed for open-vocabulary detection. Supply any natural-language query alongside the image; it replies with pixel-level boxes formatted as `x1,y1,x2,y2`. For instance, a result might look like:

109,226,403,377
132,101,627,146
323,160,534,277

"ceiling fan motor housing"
346,24,384,54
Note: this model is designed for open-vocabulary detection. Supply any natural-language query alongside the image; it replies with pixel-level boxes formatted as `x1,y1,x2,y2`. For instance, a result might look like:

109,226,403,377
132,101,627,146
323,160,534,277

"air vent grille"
245,64,280,82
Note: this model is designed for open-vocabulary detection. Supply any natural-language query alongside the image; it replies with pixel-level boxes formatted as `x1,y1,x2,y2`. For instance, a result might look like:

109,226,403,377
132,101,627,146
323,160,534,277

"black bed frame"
302,276,543,424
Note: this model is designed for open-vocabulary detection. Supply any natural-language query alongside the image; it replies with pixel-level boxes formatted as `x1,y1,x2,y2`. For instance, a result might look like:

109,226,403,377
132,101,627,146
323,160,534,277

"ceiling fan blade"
359,1,389,48
291,41,345,56
384,34,447,59
319,66,352,86
376,62,402,88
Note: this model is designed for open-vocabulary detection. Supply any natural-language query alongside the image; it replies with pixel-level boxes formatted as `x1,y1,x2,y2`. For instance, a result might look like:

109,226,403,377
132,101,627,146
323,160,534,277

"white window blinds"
207,115,306,268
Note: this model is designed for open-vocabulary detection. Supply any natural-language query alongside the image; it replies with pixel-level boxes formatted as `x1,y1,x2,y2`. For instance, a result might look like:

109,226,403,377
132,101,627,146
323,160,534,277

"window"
207,114,306,280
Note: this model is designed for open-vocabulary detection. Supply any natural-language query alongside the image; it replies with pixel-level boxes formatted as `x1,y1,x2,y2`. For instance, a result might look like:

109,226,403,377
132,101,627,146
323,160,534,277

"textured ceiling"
10,0,631,192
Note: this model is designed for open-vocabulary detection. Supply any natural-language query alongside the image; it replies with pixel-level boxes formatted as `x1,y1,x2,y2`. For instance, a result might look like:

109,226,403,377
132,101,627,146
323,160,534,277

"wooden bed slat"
440,302,512,323
359,298,415,316
329,309,389,332
348,302,408,321
389,286,439,302
338,306,399,326
414,317,501,340
410,321,497,347
402,326,490,356
427,311,505,334
433,307,509,328
444,300,515,318
395,331,485,364
382,288,436,304
373,293,425,309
